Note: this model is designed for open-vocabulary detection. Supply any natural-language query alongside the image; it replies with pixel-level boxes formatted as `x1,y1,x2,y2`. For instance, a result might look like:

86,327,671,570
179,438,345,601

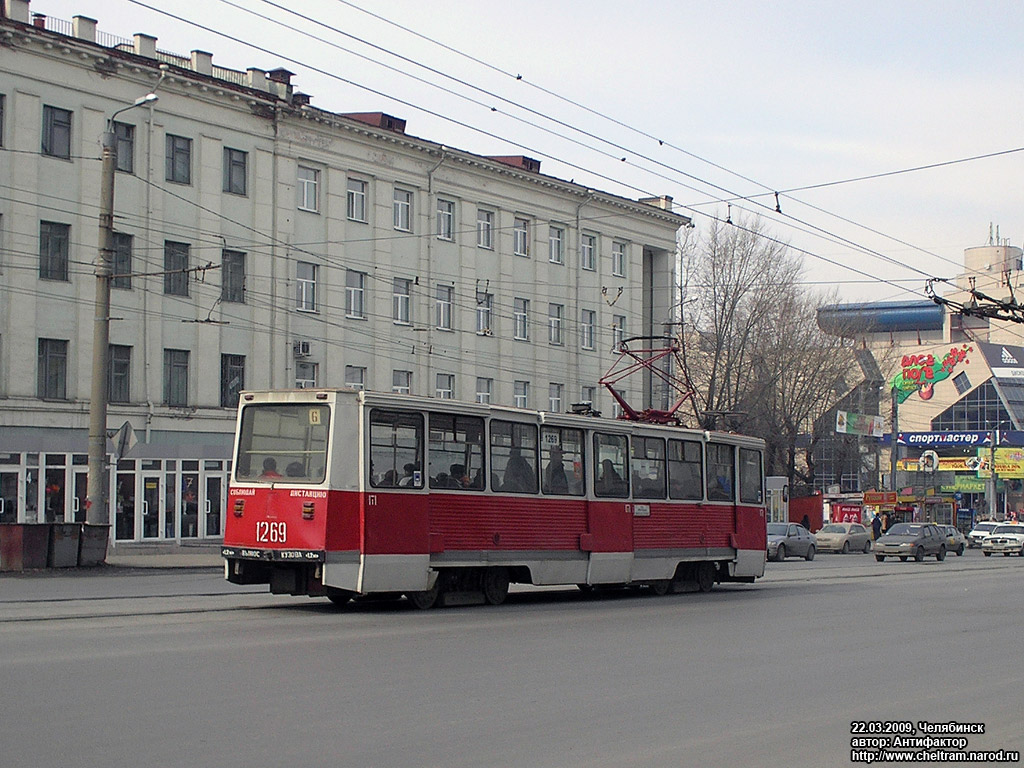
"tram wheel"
695,562,715,593
482,567,510,606
407,578,442,610
326,588,354,606
648,579,671,596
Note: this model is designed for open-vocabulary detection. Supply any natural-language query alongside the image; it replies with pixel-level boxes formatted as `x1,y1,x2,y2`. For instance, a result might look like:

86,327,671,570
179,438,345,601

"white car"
981,524,1024,557
968,521,1000,548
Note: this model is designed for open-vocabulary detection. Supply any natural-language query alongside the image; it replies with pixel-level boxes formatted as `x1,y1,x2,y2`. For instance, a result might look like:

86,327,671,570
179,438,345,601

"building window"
345,365,366,391
114,121,134,173
436,284,453,330
39,221,70,281
549,225,564,264
581,232,597,271
549,383,563,413
163,241,190,296
436,373,455,400
346,270,366,319
111,232,132,289
295,361,318,389
393,278,412,324
347,178,367,222
37,338,68,400
220,354,245,407
514,380,529,409
514,217,529,257
477,209,494,248
953,371,972,395
163,349,189,406
296,262,317,312
392,369,412,394
221,250,245,303
612,314,626,351
42,105,72,159
476,291,493,334
476,377,493,404
108,344,131,404
297,165,319,212
0,94,5,148
548,303,564,345
393,187,413,231
223,148,247,195
581,385,596,407
581,309,596,350
437,198,455,240
514,298,530,341
612,241,627,277
165,134,192,184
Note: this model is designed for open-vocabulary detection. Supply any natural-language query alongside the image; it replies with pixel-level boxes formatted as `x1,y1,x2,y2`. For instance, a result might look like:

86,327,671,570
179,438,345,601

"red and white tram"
222,389,767,608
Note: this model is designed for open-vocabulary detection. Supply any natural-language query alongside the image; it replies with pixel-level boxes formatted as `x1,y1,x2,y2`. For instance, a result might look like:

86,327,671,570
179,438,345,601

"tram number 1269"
255,521,287,544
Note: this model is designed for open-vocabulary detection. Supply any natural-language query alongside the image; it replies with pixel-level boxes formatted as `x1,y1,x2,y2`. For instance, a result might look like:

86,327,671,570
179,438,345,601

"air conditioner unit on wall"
293,340,311,358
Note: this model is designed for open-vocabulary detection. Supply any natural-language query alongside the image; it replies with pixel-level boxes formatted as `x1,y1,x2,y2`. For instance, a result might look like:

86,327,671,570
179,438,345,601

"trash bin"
78,524,110,567
0,524,51,571
49,523,82,568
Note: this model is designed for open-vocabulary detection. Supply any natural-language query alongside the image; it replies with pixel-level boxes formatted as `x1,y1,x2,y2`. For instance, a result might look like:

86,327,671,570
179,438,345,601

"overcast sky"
34,0,1024,304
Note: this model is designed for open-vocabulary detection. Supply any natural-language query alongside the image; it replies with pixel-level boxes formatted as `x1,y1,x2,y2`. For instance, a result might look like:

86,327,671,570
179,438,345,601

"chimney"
4,0,31,24
291,92,311,107
638,195,674,211
487,156,541,173
246,67,268,92
72,15,97,42
340,112,407,134
32,12,44,28
190,50,213,76
134,33,157,59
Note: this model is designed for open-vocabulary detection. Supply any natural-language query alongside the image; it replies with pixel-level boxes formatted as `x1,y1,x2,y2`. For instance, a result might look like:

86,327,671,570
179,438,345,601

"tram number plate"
255,521,287,544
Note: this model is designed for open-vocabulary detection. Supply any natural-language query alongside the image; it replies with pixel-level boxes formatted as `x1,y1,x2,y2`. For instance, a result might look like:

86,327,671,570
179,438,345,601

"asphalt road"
3,550,1023,768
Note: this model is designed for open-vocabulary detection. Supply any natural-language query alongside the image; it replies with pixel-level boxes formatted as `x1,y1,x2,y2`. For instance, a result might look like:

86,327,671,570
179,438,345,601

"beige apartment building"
0,0,688,542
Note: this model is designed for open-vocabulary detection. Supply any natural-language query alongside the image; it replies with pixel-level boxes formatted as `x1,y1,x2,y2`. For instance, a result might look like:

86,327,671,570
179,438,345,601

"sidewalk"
104,541,224,569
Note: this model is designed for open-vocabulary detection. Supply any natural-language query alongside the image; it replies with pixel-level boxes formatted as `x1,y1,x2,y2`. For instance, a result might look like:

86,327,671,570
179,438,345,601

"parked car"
873,523,947,562
968,521,1000,548
980,523,1024,557
767,522,816,561
938,525,967,556
815,522,873,553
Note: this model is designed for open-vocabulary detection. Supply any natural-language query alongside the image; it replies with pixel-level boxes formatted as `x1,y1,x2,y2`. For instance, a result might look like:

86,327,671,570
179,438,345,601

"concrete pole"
85,128,116,527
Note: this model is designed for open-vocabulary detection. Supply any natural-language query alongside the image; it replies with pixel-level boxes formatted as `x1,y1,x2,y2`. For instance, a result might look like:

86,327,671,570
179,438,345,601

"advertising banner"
975,447,1024,478
896,431,990,447
835,410,885,437
832,503,862,523
896,457,974,472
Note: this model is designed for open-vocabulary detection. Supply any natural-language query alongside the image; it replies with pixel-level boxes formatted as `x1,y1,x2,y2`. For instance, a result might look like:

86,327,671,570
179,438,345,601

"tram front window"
235,404,330,483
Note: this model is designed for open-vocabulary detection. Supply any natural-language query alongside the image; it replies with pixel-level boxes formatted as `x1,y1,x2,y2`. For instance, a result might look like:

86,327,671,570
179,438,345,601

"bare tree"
679,213,859,485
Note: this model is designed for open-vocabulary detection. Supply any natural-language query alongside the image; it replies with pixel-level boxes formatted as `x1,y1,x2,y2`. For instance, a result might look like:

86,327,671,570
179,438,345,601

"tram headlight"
302,501,315,520
233,499,245,517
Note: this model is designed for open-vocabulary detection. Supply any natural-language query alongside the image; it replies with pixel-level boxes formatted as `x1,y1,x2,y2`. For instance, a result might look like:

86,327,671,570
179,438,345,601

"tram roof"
239,389,765,448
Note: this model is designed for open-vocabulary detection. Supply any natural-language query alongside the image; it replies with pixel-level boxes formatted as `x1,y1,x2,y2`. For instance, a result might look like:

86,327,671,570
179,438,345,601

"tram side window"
540,426,584,496
594,432,629,498
668,439,703,500
632,436,666,499
428,413,485,490
235,404,330,483
491,420,538,493
706,443,735,502
739,447,763,504
369,409,423,488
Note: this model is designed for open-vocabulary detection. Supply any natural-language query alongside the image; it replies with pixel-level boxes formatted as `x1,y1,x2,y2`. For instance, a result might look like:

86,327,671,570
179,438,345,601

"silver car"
938,525,967,556
767,522,816,561
815,522,873,554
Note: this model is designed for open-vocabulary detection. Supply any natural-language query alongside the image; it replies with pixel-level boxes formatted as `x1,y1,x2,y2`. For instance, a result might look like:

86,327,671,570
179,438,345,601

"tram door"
0,470,18,523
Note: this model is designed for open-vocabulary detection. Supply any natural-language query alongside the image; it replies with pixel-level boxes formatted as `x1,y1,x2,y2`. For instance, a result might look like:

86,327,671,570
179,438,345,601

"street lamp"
85,92,158,531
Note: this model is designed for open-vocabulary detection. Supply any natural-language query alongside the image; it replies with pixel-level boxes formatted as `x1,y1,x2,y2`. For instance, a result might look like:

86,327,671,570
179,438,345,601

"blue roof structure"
817,300,944,336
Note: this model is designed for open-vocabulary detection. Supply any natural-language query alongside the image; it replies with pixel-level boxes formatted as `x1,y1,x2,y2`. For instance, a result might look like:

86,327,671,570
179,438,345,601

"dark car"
767,522,816,561
873,523,947,562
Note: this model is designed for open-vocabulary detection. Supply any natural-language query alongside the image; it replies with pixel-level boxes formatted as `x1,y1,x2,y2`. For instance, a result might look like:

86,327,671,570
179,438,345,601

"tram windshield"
235,403,330,483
